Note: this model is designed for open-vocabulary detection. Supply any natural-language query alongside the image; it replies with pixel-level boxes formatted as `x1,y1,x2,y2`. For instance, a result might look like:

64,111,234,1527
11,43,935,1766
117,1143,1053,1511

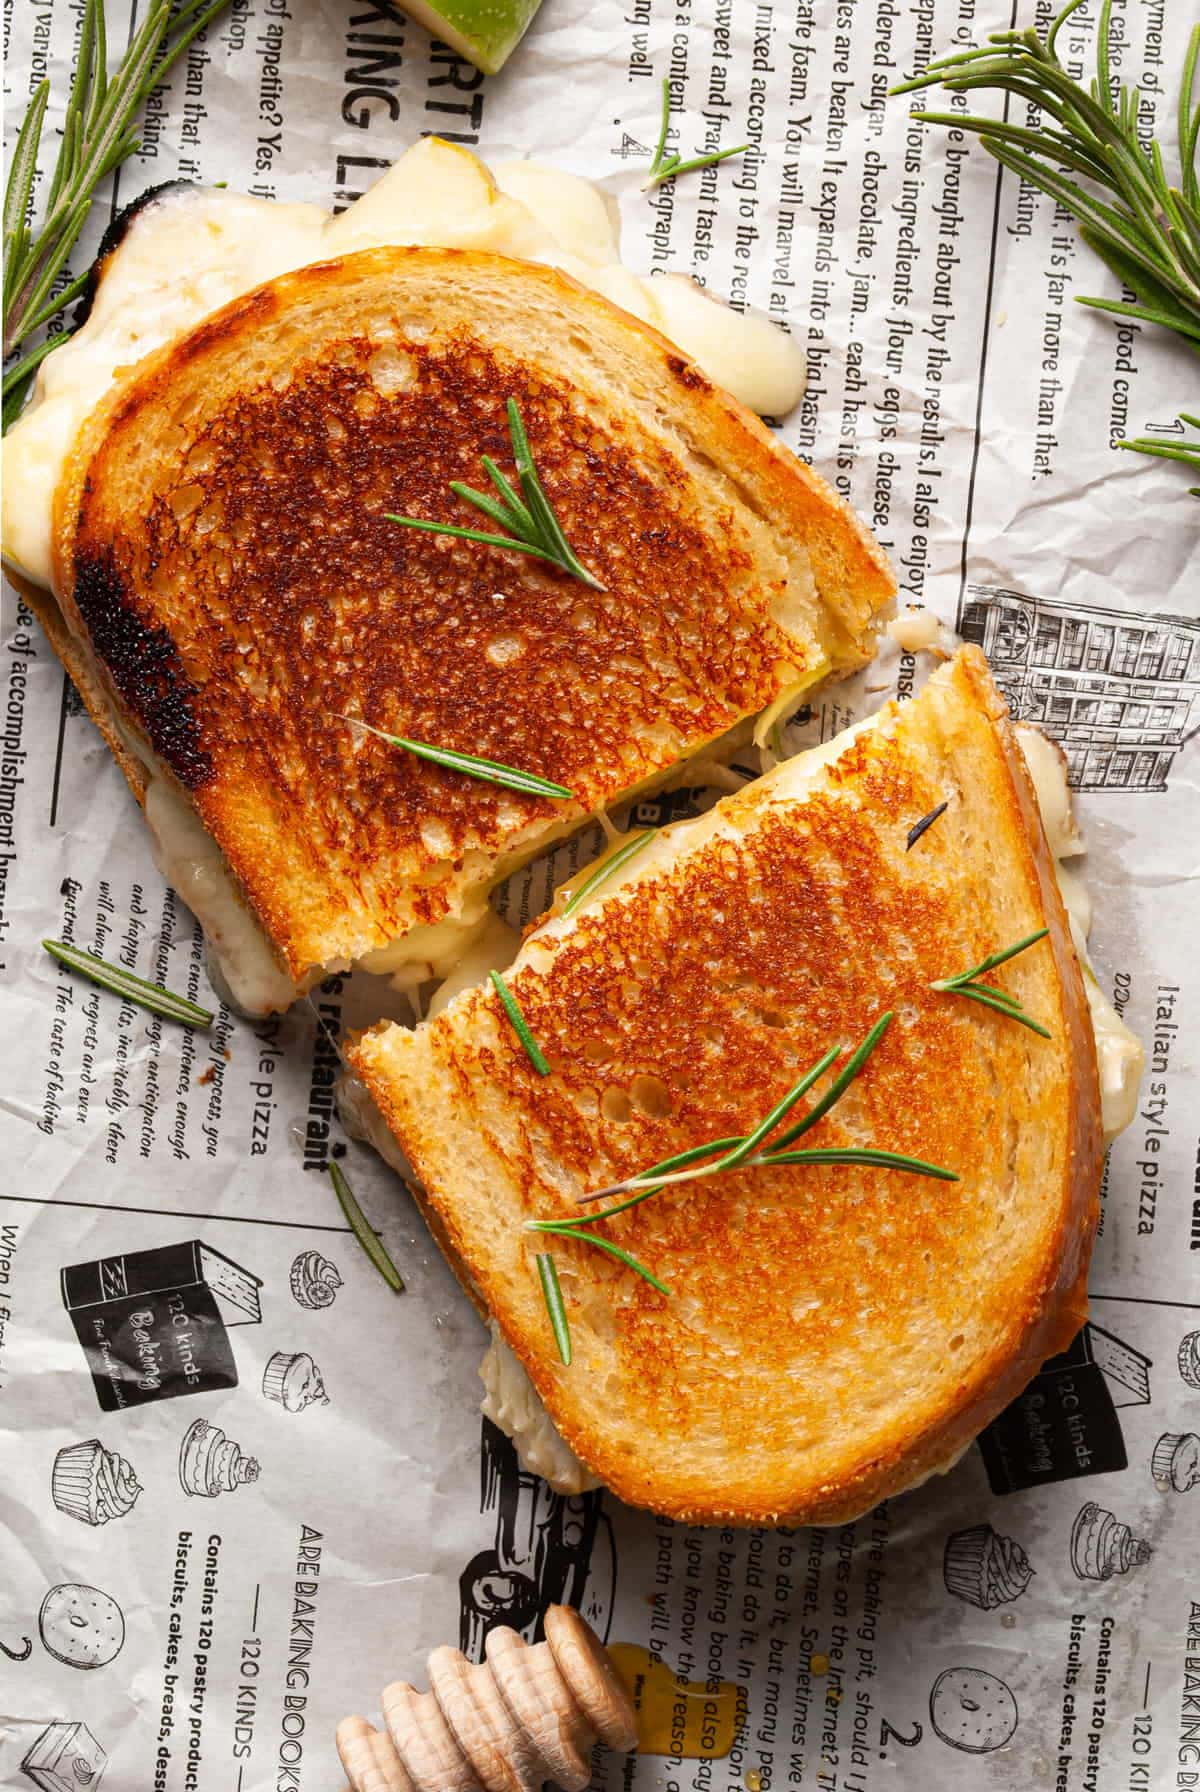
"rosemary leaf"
329,1162,405,1293
533,1222,671,1297
758,1146,959,1181
906,801,949,850
490,970,551,1076
937,985,1054,1038
1117,416,1200,489
385,514,568,568
42,938,212,1027
536,1253,572,1364
966,980,1026,1008
3,80,49,256
342,716,575,801
560,830,657,919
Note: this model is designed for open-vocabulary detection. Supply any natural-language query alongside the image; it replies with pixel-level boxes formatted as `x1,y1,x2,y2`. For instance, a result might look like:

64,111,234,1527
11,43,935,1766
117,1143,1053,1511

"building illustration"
957,585,1199,791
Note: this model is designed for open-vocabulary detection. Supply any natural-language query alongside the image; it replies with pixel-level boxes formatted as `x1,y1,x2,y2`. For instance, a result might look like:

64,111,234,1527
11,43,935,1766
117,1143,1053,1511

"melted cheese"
1015,724,1143,1142
144,778,303,1014
886,607,953,655
479,1324,600,1493
2,136,806,588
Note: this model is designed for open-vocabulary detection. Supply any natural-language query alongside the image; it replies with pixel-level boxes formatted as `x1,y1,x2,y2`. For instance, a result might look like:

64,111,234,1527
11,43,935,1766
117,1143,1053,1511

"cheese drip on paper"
2,137,807,588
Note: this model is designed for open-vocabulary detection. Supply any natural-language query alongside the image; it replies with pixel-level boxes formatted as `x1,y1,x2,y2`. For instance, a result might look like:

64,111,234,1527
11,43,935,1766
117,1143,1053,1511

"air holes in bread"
630,1075,672,1119
601,1087,633,1124
486,633,524,666
367,347,417,395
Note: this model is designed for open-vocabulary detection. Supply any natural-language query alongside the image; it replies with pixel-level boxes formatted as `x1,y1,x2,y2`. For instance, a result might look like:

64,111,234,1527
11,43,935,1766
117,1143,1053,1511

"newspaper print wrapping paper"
1,0,1197,1787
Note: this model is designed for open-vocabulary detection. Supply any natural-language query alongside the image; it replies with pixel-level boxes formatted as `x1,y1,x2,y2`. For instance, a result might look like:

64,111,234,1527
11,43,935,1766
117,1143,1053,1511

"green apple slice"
401,0,544,74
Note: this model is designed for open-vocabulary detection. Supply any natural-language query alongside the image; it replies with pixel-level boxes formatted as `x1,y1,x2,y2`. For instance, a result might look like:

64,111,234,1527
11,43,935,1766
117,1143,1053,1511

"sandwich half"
37,245,892,1013
343,648,1120,1526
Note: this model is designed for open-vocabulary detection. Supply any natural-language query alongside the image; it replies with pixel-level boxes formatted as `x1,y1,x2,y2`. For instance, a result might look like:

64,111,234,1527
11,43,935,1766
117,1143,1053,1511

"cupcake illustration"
52,1441,142,1526
290,1251,342,1310
943,1524,1033,1609
262,1351,329,1413
1070,1502,1151,1580
1178,1332,1200,1391
179,1418,260,1498
1152,1432,1200,1493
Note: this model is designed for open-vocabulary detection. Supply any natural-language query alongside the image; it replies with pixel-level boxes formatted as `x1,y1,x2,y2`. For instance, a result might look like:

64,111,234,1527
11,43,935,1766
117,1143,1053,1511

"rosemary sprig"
42,938,212,1027
3,0,233,417
643,79,749,190
386,397,604,589
490,970,550,1076
931,927,1052,1037
342,716,575,802
531,1223,672,1296
893,1,1199,489
576,1014,956,1206
536,1253,572,1364
560,830,657,919
329,1161,405,1293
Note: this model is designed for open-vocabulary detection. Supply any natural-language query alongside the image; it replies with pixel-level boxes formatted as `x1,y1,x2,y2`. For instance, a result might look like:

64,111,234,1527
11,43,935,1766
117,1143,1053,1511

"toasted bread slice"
346,648,1103,1525
50,246,893,1007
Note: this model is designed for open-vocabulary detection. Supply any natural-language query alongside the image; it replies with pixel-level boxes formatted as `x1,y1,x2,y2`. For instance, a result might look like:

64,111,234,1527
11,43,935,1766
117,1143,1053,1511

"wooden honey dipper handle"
337,1605,638,1792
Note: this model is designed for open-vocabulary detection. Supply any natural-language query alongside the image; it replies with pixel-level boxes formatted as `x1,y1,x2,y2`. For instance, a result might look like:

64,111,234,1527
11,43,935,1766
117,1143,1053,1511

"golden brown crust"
49,246,893,986
347,648,1104,1525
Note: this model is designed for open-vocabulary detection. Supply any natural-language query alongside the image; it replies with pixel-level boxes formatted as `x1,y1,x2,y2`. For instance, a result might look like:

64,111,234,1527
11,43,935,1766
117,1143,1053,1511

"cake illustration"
943,1524,1033,1609
1178,1331,1200,1390
38,1585,124,1669
179,1418,260,1497
290,1250,342,1309
1152,1432,1200,1493
52,1440,142,1525
20,1719,107,1790
1070,1502,1152,1580
1086,1323,1152,1405
262,1350,329,1412
928,1667,1018,1753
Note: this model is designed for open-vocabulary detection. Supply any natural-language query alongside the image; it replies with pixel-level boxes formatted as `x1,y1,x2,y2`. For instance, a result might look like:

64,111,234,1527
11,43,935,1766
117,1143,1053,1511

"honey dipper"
337,1604,638,1792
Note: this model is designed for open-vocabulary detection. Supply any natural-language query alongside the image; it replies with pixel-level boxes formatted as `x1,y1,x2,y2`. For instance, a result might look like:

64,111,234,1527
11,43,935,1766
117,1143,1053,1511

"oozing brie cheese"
479,1324,600,1493
2,137,806,588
